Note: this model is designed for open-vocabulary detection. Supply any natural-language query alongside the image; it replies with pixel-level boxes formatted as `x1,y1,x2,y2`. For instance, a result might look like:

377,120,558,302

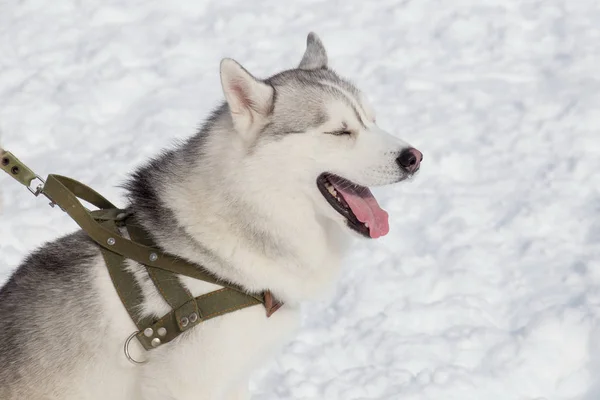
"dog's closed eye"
325,129,353,136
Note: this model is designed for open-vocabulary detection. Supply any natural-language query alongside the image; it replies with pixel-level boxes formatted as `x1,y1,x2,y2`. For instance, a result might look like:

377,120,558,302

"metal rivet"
189,313,198,323
107,237,116,246
1,157,9,166
157,327,167,337
149,253,158,262
143,327,154,337
151,338,161,347
11,166,19,175
180,317,189,328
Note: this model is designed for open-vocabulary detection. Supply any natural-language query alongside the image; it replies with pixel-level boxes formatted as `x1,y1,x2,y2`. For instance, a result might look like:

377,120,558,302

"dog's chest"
127,273,299,395
141,300,301,398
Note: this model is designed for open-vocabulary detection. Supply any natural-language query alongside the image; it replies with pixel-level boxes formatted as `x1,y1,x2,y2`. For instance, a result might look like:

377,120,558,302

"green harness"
1,149,282,361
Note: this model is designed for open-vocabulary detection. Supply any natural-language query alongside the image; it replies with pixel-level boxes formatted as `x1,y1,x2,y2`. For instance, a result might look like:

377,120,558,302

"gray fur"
0,232,103,398
261,62,364,139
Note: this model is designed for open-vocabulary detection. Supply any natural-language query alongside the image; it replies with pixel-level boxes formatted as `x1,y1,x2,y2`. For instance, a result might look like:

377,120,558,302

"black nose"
397,148,423,173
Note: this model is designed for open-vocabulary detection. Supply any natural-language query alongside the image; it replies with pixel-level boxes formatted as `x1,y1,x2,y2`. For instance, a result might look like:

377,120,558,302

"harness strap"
135,288,264,350
1,150,284,353
98,219,265,350
99,219,155,330
126,223,197,313
126,222,203,334
41,174,241,289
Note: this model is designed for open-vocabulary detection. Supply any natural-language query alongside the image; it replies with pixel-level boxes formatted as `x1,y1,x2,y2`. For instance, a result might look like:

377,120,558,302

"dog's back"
0,232,109,399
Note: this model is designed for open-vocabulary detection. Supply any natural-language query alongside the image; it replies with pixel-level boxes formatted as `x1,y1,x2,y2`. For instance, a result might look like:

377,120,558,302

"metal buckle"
25,176,65,210
26,176,62,209
27,175,45,197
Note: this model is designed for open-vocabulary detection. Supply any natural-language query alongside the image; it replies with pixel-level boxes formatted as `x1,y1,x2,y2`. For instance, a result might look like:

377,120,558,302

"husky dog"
0,33,422,399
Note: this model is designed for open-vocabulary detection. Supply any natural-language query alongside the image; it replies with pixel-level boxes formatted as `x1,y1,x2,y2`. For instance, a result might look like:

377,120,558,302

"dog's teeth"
327,186,337,196
365,222,369,228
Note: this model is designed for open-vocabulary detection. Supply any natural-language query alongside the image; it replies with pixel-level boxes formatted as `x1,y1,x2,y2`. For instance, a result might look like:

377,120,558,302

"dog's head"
217,33,422,239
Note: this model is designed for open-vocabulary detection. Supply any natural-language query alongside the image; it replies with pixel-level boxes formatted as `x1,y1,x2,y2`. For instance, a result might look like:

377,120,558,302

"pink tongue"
334,185,389,238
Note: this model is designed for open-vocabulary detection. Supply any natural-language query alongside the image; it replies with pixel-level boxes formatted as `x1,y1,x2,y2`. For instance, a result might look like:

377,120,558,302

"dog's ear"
220,58,274,137
298,32,328,70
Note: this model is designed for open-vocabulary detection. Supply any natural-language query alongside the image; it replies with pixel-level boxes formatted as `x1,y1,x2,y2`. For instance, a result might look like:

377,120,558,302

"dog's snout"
397,148,423,173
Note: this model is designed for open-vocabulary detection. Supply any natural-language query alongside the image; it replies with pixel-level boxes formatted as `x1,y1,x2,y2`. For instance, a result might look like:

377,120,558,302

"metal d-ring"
124,331,148,365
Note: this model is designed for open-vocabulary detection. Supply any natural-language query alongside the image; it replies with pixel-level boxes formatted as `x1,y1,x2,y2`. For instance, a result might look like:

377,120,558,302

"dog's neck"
125,132,350,304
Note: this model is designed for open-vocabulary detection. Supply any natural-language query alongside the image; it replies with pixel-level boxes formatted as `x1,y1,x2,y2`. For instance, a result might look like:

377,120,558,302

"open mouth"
317,173,389,239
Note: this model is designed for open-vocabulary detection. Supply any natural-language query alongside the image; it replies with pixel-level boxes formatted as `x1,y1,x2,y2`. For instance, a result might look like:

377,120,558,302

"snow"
1,0,599,399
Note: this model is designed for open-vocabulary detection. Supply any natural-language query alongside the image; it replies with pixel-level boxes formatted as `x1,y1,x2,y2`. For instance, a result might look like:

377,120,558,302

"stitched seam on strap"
204,301,259,319
180,279,194,299
147,268,174,308
195,287,228,301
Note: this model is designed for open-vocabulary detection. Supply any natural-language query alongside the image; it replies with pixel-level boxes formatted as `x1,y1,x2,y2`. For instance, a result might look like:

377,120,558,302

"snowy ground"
1,0,600,399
